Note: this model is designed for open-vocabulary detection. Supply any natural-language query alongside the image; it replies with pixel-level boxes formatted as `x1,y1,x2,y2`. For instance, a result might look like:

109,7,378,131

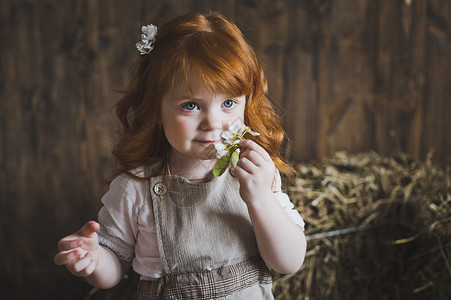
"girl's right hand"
54,221,101,277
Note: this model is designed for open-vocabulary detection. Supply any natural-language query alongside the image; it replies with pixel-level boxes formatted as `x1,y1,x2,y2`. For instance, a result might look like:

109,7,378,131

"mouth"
194,140,219,145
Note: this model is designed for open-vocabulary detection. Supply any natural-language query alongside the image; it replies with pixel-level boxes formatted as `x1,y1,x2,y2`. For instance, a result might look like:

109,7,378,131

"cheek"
176,117,194,132
240,107,246,119
164,117,193,140
234,106,246,124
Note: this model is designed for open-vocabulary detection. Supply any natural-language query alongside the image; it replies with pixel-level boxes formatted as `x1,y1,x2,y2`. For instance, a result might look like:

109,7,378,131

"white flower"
248,128,260,136
136,24,157,55
214,143,228,159
220,129,235,145
214,121,260,157
136,42,152,55
221,122,254,145
213,121,259,177
142,25,157,41
230,122,245,137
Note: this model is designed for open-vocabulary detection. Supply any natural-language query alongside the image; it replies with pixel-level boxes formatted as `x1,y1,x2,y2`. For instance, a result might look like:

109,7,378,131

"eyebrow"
171,96,204,102
171,95,242,102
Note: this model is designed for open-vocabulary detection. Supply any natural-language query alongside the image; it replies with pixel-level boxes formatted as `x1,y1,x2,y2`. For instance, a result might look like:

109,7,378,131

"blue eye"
223,99,234,108
183,102,197,111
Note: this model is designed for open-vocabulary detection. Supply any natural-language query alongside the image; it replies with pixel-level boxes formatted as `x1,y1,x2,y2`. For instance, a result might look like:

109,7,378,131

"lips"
195,140,218,145
194,139,219,145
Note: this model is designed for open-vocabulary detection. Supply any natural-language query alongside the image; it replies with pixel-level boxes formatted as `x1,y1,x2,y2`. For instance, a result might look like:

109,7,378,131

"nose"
200,109,222,131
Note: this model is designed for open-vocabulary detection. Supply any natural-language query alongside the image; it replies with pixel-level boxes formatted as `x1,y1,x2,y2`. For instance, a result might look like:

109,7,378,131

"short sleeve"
97,175,141,262
272,170,305,231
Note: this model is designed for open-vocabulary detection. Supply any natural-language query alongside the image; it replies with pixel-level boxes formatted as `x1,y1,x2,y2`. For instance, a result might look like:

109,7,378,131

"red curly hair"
113,12,294,177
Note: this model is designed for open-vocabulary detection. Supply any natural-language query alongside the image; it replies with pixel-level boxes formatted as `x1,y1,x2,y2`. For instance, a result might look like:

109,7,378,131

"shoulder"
103,167,149,209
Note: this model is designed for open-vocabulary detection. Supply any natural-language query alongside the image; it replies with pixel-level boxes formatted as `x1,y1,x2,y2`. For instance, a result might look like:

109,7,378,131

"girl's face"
160,76,246,165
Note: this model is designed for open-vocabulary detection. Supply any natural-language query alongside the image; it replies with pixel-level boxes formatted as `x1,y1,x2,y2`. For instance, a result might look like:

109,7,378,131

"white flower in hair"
136,24,157,55
213,121,260,177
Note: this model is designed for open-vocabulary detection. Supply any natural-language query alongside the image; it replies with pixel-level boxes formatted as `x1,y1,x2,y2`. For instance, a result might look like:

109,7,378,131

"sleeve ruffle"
273,169,305,231
98,231,135,262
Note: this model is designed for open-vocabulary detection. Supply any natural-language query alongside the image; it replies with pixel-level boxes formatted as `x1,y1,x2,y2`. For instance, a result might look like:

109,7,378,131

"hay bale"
273,151,451,300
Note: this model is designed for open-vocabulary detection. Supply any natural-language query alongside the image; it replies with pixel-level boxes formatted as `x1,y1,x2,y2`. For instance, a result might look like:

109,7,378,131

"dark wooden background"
1,0,450,299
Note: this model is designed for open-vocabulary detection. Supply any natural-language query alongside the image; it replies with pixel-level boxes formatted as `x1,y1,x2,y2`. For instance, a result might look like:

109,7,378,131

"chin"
197,145,218,160
198,153,217,161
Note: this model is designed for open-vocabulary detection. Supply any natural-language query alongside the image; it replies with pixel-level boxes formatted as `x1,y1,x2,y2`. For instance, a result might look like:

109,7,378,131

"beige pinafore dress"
137,170,274,299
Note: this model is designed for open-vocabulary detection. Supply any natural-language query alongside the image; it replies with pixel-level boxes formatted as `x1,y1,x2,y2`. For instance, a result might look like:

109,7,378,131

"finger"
57,237,82,251
54,249,79,266
232,164,249,178
82,256,98,276
236,156,258,174
239,149,266,167
73,252,93,273
79,227,99,252
239,140,271,161
79,238,99,252
78,221,100,238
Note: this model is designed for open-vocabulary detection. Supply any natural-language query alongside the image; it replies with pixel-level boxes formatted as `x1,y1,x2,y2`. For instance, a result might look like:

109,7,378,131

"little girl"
54,12,306,299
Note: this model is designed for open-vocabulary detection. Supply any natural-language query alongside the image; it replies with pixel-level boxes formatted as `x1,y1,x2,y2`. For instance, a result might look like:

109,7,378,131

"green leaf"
213,155,230,177
228,144,240,154
230,150,239,168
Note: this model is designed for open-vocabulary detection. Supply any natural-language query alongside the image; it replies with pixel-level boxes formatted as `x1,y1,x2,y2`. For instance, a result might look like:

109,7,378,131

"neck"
167,151,216,182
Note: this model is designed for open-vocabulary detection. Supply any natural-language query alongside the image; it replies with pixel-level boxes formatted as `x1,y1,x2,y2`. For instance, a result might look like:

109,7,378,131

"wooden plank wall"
1,0,450,299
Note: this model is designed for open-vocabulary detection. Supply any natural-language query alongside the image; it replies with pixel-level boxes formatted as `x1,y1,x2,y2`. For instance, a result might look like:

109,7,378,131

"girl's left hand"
232,139,275,204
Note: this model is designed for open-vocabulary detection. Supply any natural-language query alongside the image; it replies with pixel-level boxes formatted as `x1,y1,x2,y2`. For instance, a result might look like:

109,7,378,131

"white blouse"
97,169,304,280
